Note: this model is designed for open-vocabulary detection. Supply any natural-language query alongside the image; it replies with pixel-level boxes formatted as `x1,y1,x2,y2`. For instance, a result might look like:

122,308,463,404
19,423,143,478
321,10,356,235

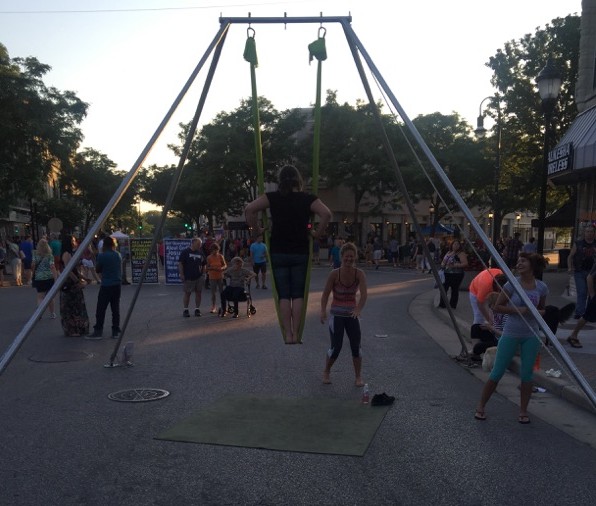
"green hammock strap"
244,28,286,341
297,30,326,343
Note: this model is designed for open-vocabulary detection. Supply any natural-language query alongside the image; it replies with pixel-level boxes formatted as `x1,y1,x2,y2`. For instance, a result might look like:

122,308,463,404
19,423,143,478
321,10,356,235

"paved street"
1,266,595,506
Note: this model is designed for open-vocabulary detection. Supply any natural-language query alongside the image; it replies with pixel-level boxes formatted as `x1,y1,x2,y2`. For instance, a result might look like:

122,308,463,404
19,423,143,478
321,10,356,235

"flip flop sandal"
518,415,531,424
567,337,583,348
474,410,487,421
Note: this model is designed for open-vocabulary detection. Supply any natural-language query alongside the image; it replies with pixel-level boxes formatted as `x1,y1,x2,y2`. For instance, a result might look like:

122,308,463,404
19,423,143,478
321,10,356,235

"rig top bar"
219,15,352,25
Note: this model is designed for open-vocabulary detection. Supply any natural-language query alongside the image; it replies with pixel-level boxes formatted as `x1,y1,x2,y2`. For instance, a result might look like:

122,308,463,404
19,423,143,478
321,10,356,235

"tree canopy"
0,43,88,213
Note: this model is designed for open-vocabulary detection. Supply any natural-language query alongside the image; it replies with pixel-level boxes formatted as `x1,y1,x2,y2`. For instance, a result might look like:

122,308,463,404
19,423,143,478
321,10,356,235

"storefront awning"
530,200,575,228
550,105,596,184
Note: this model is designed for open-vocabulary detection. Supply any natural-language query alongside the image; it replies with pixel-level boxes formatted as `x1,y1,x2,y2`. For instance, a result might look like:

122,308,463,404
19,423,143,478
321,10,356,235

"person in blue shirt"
87,236,122,339
249,235,268,289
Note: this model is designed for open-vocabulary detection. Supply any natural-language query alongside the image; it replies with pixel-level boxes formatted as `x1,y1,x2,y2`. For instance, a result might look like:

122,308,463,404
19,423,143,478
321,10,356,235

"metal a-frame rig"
2,15,594,412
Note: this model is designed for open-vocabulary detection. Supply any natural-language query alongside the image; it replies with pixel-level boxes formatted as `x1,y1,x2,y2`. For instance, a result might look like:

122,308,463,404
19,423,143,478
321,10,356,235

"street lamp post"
536,58,562,254
475,95,502,247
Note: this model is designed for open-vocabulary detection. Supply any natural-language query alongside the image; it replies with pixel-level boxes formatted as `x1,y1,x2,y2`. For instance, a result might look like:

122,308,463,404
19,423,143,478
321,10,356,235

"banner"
164,238,191,285
130,238,159,284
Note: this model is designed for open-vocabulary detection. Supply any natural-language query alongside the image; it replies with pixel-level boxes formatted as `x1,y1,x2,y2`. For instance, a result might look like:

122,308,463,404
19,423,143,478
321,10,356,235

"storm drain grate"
108,388,170,403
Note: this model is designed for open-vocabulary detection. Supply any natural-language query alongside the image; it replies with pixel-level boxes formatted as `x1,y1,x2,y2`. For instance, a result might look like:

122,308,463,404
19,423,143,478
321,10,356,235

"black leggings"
440,272,465,308
327,315,362,360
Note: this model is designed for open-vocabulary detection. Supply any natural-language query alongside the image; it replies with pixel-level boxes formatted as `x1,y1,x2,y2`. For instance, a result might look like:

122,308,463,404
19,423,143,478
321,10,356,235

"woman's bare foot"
355,377,364,387
323,372,331,384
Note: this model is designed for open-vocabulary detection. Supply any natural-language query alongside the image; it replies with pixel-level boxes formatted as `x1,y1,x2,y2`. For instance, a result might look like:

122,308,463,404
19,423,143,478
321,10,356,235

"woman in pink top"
320,242,368,386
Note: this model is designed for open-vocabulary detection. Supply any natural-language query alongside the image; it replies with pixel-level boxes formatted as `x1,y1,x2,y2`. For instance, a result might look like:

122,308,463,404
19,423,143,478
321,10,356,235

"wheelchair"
221,282,257,318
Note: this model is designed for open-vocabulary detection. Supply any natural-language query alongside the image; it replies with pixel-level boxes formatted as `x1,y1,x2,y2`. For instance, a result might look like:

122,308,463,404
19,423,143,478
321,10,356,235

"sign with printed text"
548,142,573,176
164,239,191,285
130,238,159,284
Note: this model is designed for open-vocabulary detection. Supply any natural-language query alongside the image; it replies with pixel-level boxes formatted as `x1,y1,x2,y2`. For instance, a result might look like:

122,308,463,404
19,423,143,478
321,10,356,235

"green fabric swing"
244,27,326,343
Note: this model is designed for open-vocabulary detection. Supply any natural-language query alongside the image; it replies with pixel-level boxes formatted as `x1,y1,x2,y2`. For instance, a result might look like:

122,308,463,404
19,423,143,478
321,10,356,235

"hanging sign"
548,142,573,176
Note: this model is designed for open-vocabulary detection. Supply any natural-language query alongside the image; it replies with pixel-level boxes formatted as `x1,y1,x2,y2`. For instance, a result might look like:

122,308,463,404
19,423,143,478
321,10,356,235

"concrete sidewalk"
413,268,596,414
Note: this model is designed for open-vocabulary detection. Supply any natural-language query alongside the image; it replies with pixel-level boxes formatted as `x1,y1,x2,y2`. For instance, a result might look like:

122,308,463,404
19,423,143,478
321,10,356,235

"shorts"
23,258,32,269
271,253,308,300
253,262,267,275
82,259,94,268
35,278,54,293
373,250,382,261
183,278,204,293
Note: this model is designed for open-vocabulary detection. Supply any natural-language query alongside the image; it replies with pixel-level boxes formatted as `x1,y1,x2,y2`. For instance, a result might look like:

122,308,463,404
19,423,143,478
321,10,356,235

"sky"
0,0,582,183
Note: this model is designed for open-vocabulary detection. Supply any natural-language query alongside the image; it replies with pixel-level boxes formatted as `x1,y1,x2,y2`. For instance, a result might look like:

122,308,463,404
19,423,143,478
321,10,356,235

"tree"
481,14,580,233
0,43,88,212
143,98,307,231
318,91,400,243
61,148,139,234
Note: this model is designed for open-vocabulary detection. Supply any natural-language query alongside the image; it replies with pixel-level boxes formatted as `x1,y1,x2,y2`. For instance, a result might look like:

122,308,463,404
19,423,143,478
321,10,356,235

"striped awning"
550,104,596,183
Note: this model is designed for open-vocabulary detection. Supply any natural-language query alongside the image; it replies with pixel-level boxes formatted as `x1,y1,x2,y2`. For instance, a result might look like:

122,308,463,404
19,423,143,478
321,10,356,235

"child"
206,243,227,313
320,242,368,386
220,257,255,318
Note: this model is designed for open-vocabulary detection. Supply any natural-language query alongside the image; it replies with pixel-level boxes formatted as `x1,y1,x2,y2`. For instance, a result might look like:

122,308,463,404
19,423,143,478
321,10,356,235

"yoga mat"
156,396,391,456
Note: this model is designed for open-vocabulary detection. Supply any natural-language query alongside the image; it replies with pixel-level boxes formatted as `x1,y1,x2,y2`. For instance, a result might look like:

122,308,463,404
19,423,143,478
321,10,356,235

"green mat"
156,396,391,456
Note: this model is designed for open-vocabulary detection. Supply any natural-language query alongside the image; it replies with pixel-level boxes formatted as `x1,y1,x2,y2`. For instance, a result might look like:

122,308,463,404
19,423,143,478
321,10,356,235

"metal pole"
107,23,231,365
0,23,230,376
341,21,596,410
340,21,469,356
219,15,352,25
537,110,552,255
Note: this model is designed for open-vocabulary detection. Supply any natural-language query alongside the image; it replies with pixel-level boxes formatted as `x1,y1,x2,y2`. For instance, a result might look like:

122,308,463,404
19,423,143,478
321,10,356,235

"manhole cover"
108,388,170,403
29,351,93,363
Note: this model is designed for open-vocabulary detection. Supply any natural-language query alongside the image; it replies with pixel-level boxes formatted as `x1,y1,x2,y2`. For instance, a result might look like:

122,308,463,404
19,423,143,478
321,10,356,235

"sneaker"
49,312,57,319
233,313,239,319
194,308,201,317
85,330,103,340
218,309,226,318
261,285,267,289
210,306,217,313
111,330,120,339
255,283,260,289
183,309,190,318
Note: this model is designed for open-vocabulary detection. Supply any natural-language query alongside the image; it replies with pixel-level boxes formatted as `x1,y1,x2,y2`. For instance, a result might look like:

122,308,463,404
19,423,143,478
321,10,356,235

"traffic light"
138,222,143,230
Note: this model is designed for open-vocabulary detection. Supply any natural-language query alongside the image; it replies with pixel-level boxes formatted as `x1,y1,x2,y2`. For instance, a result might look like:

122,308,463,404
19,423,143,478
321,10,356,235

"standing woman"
475,252,548,424
60,235,89,337
320,242,368,386
244,165,332,344
567,224,596,319
439,239,468,309
31,238,58,318
206,243,227,313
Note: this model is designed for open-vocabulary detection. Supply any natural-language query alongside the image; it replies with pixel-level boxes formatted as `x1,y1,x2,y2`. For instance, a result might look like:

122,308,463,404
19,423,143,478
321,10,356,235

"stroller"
222,280,257,318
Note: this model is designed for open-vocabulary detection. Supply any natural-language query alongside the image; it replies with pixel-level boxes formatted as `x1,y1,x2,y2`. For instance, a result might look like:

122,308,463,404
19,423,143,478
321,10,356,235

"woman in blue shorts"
245,165,331,344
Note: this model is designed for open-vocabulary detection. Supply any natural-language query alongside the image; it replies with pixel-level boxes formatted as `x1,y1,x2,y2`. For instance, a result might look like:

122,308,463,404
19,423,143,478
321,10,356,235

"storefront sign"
548,142,573,175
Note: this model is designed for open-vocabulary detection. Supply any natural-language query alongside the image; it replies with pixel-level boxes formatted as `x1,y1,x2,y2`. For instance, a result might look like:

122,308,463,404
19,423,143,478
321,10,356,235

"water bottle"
122,342,134,365
362,383,370,404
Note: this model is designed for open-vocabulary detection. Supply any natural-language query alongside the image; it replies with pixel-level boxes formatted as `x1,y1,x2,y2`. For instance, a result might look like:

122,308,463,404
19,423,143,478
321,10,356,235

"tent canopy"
110,230,129,239
420,223,454,235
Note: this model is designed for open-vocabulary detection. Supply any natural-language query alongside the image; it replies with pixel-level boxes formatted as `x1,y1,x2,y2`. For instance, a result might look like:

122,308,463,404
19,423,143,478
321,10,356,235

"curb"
414,289,596,414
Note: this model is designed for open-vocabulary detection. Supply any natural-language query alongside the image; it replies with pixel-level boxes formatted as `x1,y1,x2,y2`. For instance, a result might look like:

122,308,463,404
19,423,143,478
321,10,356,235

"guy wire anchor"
103,342,135,368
